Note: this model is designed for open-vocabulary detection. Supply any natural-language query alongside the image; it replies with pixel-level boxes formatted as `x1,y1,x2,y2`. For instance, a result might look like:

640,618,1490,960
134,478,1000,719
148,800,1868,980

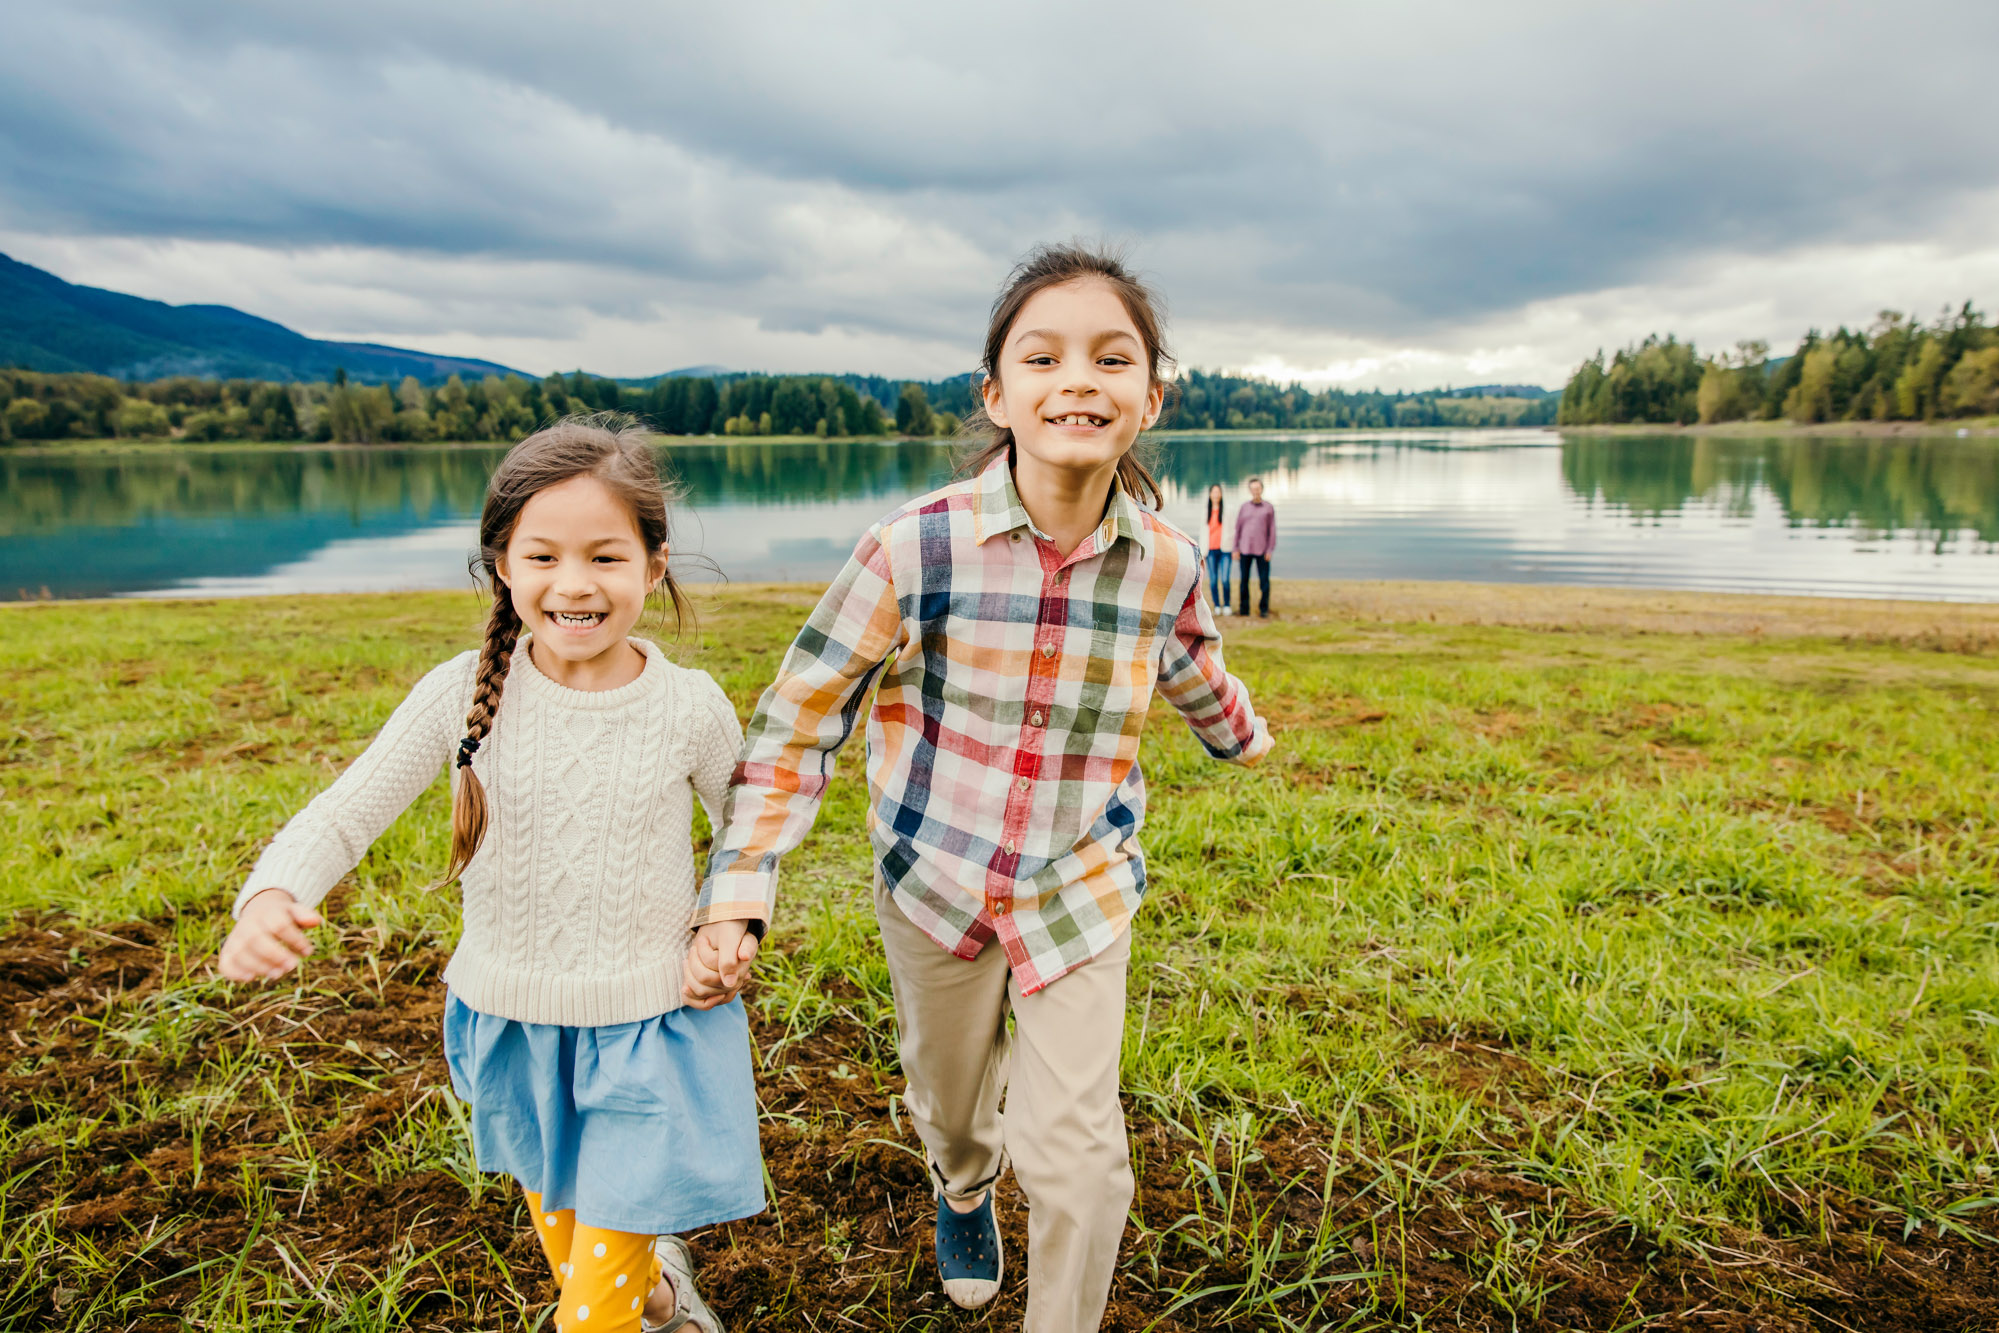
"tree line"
1558,303,1999,427
1170,370,1556,430
0,363,1557,445
0,368,926,445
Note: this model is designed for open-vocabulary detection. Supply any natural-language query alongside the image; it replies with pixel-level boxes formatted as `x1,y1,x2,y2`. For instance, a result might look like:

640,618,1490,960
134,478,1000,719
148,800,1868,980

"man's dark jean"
1205,548,1231,611
1237,553,1270,616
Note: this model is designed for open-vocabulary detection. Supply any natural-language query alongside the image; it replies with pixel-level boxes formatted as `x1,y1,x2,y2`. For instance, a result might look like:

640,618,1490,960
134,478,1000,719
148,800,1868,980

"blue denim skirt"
442,990,766,1235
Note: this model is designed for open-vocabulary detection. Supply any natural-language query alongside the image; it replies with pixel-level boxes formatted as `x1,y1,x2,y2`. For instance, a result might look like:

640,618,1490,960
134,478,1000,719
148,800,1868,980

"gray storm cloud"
1,0,1995,375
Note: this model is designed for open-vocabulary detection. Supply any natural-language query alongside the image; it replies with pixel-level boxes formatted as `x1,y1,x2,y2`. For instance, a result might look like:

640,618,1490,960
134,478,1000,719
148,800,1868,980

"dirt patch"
1474,709,1534,740
4,915,1998,1331
1640,741,1709,770
1220,692,1389,732
1413,1019,1551,1106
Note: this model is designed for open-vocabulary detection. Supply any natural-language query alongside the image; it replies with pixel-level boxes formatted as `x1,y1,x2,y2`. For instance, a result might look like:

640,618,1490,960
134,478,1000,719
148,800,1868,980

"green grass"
3,584,1997,1328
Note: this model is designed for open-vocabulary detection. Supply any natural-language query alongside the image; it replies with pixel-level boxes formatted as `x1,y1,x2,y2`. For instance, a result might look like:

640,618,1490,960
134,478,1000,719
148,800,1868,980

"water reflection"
1560,435,1999,543
1,432,1994,601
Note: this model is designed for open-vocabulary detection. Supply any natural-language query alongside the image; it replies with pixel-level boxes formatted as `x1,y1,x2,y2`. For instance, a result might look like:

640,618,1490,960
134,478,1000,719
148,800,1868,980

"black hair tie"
456,736,481,768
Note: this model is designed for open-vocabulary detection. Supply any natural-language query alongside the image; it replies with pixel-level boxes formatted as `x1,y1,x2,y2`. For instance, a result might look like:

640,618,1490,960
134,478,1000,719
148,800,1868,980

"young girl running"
687,245,1272,1331
218,417,759,1333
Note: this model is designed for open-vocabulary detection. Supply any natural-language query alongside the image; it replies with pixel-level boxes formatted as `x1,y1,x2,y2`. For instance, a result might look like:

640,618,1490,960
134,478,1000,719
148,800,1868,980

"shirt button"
1004,839,1017,855
1010,532,1022,543
1030,710,1045,727
1017,776,1030,792
992,899,1011,916
1040,643,1055,659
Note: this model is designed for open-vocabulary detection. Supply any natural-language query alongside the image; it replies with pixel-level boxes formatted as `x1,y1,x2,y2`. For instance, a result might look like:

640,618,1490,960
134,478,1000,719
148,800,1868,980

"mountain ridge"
0,252,1559,398
0,251,529,385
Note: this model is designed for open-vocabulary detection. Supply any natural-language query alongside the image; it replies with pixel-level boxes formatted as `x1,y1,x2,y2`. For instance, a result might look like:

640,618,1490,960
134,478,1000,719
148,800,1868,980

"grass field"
3,582,1997,1331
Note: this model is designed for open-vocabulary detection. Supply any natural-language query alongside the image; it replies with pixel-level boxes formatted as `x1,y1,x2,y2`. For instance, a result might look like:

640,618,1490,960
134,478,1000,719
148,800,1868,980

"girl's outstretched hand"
219,887,322,982
683,920,760,1009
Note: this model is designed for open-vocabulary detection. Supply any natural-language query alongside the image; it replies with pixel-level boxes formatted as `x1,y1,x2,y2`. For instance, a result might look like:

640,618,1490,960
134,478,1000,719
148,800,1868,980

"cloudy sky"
4,1,1996,390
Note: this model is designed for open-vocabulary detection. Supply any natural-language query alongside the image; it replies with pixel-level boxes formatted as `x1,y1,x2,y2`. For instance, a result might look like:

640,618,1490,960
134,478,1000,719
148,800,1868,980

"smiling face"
981,278,1166,483
495,473,667,681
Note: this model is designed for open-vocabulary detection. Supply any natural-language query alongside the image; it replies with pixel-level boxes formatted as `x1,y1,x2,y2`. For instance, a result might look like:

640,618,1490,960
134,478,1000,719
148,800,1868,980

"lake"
3,430,1996,602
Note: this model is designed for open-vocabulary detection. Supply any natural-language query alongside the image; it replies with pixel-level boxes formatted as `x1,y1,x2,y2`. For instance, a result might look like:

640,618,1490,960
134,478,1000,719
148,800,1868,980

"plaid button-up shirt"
696,456,1273,993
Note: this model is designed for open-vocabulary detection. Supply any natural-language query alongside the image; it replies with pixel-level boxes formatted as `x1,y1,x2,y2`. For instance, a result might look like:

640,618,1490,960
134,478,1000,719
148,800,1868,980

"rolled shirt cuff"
692,871,777,937
1238,720,1275,766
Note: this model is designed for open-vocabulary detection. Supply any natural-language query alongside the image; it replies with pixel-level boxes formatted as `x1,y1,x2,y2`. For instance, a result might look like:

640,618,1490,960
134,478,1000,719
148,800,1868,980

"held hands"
683,919,760,1009
218,887,322,982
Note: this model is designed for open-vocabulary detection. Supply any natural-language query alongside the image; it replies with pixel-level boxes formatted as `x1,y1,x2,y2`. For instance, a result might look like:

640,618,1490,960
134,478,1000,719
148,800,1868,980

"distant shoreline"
1557,418,1999,439
10,579,1996,636
7,418,1995,456
1,432,903,456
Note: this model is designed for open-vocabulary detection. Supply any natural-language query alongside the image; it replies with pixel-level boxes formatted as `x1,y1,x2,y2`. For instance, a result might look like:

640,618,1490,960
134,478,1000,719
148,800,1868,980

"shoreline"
1557,417,1999,439
0,431,913,456
10,579,1996,647
8,417,1996,455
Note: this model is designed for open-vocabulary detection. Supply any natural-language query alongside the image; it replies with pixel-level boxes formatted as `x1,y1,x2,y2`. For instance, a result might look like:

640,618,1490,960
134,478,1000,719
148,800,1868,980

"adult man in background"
1234,476,1276,618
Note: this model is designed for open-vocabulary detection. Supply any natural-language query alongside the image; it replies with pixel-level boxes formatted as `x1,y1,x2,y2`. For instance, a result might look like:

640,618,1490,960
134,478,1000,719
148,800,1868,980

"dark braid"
439,586,521,886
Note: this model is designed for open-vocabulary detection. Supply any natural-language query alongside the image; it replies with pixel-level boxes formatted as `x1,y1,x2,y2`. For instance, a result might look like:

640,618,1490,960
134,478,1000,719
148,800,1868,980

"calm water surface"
3,430,1995,602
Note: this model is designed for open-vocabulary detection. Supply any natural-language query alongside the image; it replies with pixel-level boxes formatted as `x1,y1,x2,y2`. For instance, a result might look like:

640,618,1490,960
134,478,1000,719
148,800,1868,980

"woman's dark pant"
1205,549,1231,610
1237,553,1270,616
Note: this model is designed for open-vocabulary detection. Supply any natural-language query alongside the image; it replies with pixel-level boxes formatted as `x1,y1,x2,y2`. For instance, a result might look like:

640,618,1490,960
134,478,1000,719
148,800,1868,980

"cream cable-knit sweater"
232,638,745,1026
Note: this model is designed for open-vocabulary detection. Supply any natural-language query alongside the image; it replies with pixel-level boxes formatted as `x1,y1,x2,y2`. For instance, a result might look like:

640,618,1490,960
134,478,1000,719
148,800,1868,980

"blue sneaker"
934,1191,1003,1309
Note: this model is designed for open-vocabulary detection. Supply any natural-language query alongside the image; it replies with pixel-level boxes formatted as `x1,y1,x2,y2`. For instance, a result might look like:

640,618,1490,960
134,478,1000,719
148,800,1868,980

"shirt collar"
972,453,1153,559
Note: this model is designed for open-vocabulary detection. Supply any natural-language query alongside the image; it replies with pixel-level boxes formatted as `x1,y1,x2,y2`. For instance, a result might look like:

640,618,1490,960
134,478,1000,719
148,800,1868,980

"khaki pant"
875,879,1134,1333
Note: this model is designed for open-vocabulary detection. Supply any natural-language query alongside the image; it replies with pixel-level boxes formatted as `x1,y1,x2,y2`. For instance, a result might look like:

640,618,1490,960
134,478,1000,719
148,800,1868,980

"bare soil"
4,913,1997,1331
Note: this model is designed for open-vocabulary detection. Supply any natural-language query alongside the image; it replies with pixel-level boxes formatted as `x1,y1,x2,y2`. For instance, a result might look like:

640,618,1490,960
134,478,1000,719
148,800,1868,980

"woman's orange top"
1207,514,1223,551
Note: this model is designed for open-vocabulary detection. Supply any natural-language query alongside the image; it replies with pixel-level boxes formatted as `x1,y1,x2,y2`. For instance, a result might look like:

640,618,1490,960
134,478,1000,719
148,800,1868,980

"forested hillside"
0,252,524,385
0,364,1555,444
1171,370,1556,430
0,368,905,444
1558,303,1999,426
2,250,1574,442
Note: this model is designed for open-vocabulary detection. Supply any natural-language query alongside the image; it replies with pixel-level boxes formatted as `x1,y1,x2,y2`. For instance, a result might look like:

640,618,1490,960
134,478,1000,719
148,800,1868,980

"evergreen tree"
896,383,934,437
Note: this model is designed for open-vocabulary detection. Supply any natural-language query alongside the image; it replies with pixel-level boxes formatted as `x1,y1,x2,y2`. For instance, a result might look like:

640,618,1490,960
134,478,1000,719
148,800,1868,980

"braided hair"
438,412,690,886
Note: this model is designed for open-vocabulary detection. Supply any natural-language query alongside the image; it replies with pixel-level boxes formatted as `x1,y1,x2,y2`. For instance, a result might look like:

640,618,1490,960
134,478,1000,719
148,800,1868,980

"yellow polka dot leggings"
524,1188,664,1332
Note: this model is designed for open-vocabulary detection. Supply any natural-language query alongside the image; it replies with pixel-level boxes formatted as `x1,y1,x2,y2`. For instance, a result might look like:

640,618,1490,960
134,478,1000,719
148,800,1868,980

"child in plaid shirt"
686,244,1272,1331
